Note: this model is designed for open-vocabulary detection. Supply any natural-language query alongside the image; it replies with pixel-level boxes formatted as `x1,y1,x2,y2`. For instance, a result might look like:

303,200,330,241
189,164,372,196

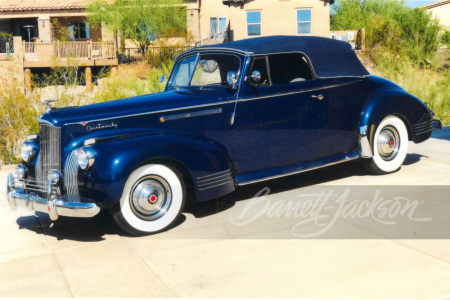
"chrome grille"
23,123,62,196
39,123,61,180
63,150,80,202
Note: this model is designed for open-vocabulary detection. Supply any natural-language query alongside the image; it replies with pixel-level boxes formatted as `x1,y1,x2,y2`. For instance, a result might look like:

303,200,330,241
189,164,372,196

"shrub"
441,31,450,48
0,85,43,164
332,0,440,64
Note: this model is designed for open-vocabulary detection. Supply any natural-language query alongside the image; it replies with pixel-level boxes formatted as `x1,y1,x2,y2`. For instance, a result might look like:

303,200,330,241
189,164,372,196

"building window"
210,17,227,39
68,22,90,40
247,11,261,37
297,9,312,35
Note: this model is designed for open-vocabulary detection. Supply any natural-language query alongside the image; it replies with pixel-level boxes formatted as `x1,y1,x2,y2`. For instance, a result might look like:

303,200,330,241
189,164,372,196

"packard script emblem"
85,122,119,131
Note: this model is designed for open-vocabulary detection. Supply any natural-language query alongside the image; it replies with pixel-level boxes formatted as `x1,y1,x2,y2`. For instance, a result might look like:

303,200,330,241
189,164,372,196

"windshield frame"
168,52,242,89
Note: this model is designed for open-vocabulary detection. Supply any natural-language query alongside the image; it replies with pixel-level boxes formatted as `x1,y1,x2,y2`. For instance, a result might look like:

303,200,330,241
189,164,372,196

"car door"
232,56,278,174
232,53,328,175
317,77,368,155
267,53,328,167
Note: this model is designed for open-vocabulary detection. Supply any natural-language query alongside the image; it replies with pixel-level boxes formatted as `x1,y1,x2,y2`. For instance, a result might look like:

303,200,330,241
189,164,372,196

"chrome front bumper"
6,174,100,221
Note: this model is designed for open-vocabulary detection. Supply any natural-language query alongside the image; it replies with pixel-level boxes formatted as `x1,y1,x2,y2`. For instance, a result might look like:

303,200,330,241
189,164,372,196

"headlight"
13,165,28,180
48,170,62,184
20,141,36,162
77,147,95,170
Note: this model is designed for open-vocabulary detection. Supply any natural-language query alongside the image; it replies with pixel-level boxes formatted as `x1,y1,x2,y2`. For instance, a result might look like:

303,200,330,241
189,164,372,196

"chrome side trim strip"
196,169,234,191
198,180,234,191
65,81,361,126
237,155,360,186
239,80,362,102
160,108,222,123
198,176,233,188
415,127,433,135
197,172,232,184
197,169,232,180
65,101,229,126
413,119,435,136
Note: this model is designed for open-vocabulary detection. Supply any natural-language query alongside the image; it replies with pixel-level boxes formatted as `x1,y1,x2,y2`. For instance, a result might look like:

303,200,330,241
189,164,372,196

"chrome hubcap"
377,125,400,161
130,175,172,221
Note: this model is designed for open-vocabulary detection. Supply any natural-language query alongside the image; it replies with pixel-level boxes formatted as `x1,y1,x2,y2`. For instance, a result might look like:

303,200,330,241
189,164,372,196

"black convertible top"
190,36,370,78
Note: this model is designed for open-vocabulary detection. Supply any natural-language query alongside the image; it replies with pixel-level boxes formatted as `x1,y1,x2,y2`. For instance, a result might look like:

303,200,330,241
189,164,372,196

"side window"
268,53,314,85
191,59,221,86
248,57,270,86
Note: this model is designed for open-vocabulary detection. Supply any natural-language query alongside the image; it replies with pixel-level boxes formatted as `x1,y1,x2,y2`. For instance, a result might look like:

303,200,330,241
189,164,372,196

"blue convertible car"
7,36,442,235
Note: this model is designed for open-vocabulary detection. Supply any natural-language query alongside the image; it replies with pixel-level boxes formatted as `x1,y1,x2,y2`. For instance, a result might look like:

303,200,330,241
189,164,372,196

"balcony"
22,41,118,68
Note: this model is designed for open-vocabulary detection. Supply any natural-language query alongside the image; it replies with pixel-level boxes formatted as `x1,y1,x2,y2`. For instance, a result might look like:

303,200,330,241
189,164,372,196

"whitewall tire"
366,115,409,174
112,164,185,236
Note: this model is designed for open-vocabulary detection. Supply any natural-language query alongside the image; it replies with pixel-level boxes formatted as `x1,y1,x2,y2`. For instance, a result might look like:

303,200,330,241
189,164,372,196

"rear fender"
359,89,431,158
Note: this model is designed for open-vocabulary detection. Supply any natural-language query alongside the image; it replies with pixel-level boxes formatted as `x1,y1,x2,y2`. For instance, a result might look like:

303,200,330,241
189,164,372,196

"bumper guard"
6,173,100,221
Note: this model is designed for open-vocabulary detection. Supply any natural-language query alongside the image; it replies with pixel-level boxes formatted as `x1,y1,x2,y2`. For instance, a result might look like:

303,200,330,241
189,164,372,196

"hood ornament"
39,100,58,113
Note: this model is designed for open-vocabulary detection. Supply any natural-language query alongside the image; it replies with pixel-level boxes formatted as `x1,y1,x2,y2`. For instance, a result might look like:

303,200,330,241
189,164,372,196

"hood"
39,88,233,127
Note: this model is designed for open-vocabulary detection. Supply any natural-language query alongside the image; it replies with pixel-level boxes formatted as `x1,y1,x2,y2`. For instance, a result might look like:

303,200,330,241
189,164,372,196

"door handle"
311,94,324,101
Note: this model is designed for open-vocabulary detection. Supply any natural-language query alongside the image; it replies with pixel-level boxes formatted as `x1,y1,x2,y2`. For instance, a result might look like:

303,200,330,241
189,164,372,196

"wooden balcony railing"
23,41,116,62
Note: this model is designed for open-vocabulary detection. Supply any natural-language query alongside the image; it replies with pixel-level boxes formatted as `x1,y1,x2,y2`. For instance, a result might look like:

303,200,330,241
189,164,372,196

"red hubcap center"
149,195,157,203
390,141,394,147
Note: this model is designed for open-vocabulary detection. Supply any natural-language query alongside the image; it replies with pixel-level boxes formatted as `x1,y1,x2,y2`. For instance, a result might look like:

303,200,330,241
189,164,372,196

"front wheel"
365,115,409,175
112,164,185,236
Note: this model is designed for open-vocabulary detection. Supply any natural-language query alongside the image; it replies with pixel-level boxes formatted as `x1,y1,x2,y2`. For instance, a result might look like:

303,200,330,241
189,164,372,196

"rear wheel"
365,115,409,174
111,164,185,236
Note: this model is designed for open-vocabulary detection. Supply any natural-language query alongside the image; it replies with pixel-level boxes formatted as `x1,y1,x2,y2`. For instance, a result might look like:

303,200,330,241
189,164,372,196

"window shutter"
85,23,90,39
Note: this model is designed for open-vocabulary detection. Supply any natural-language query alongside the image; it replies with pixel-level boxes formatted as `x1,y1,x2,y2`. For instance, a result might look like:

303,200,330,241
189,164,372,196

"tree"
87,0,187,55
331,0,440,64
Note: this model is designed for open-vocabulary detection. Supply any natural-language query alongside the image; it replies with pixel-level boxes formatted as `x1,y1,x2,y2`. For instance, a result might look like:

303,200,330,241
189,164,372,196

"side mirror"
159,75,167,84
227,71,239,89
250,70,261,83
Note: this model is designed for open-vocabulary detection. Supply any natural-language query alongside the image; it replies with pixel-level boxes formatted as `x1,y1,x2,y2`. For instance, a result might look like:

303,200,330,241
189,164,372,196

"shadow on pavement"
186,160,366,218
17,210,121,241
402,153,429,166
17,150,427,239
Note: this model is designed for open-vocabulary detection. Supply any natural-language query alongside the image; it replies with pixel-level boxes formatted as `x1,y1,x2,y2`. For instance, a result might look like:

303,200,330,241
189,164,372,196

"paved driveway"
0,129,449,298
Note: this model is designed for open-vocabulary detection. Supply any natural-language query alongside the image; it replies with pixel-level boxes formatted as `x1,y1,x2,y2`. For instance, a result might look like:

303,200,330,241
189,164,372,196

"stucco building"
0,0,117,89
423,0,450,31
186,0,334,44
0,0,115,43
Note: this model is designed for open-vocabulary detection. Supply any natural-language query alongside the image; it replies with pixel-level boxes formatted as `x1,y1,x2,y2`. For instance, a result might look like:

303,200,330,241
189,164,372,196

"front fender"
77,133,235,207
359,88,432,157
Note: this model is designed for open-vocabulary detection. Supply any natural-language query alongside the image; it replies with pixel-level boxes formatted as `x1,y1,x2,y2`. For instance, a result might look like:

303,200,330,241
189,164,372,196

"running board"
235,150,361,186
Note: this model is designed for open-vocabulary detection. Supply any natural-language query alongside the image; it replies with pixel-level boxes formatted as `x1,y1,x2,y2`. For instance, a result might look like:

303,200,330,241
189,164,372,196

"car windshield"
168,54,240,88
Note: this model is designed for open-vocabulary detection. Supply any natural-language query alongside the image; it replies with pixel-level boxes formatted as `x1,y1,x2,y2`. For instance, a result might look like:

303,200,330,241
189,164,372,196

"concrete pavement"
0,129,449,298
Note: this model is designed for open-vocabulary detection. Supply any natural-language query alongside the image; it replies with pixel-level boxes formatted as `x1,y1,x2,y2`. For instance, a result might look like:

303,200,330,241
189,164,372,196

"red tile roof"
0,0,86,12
423,0,450,9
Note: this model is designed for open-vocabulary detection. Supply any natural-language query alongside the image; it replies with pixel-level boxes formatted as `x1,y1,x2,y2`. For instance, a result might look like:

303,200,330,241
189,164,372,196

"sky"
405,0,441,8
